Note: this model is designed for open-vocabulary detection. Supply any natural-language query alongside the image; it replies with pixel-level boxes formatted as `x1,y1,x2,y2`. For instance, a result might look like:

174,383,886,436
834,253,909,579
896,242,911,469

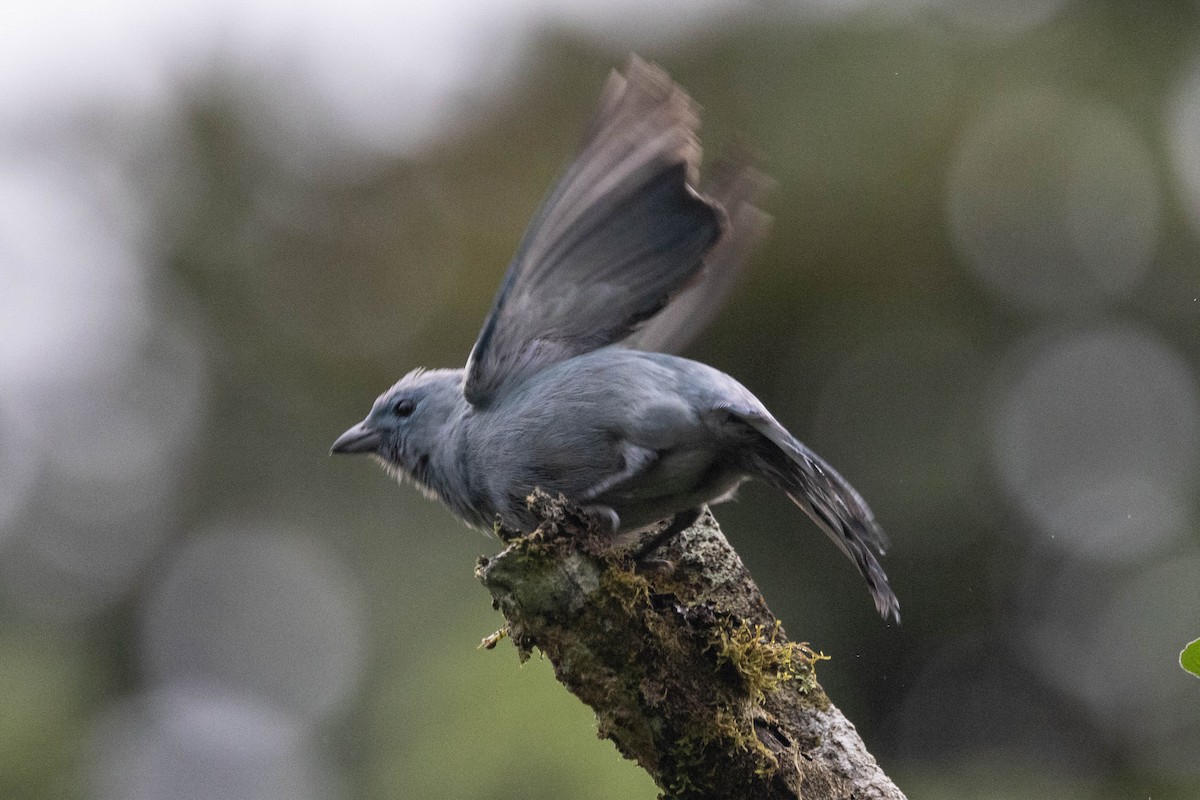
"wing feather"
622,159,771,354
464,57,724,405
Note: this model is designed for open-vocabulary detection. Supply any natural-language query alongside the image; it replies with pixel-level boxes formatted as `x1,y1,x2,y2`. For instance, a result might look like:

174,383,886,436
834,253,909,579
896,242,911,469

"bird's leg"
633,507,704,564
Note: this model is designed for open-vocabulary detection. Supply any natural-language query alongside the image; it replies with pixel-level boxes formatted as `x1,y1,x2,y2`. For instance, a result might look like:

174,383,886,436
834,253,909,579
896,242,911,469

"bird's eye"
393,398,416,418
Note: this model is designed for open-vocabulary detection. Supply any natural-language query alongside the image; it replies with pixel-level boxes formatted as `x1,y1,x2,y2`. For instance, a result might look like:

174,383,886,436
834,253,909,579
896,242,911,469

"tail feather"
781,475,900,624
737,412,900,622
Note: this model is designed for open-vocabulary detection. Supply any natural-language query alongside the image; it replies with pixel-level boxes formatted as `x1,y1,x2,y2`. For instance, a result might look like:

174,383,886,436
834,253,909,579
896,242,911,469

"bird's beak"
330,422,382,455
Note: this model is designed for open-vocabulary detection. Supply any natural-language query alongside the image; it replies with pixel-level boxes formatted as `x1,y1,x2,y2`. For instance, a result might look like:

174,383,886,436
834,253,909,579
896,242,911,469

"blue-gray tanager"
332,58,899,622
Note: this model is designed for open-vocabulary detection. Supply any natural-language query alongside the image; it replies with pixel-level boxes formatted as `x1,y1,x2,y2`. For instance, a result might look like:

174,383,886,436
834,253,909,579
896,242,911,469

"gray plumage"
332,58,899,623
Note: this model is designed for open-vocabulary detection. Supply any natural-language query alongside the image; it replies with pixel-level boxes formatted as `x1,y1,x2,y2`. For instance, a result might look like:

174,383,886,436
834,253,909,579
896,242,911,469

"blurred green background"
2,1,1199,798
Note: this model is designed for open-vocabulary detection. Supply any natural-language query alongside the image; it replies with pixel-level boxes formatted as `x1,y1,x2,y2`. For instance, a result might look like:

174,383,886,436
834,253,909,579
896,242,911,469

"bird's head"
330,368,463,487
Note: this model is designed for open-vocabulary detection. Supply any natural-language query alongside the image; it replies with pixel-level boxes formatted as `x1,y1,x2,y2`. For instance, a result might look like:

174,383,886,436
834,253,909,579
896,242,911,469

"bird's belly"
600,447,745,532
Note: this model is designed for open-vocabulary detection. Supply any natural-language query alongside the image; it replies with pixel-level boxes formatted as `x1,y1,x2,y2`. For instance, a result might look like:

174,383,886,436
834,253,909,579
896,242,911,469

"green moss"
658,615,831,793
665,707,774,798
707,618,827,703
589,558,825,792
597,563,653,608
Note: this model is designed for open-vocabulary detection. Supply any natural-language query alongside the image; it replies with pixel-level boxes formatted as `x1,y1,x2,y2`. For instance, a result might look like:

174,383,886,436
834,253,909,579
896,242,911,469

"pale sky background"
1,0,751,154
1,0,1066,153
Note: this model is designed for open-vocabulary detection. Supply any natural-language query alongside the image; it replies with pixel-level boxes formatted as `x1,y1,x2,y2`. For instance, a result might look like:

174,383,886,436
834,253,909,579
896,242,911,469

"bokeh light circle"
992,326,1199,562
947,90,1160,314
87,687,336,800
29,303,207,487
141,525,366,723
1026,552,1200,782
812,323,986,546
1167,53,1200,236
0,389,37,541
0,309,208,621
0,154,150,386
924,0,1073,40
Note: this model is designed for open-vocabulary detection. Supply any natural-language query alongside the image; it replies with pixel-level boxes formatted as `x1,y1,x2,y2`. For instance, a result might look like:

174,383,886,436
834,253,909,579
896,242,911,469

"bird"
332,57,899,623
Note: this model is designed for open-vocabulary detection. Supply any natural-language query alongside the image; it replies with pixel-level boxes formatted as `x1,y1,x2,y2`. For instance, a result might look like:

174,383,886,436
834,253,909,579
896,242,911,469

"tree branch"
475,491,906,800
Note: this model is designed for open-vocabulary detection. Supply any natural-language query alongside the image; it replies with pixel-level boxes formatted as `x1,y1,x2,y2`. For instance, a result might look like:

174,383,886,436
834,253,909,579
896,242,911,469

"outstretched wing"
464,57,724,406
622,159,771,355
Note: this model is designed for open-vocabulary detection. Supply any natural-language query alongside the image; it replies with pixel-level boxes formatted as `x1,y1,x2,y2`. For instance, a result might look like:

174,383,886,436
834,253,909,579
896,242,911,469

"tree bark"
475,491,906,800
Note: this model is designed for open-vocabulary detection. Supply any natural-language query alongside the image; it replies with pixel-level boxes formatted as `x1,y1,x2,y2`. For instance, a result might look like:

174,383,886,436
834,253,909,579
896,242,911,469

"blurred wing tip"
620,55,692,106
591,56,702,146
703,158,774,210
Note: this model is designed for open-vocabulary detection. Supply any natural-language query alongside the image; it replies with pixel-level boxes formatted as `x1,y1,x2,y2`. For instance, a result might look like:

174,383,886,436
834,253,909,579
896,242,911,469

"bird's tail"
746,419,900,623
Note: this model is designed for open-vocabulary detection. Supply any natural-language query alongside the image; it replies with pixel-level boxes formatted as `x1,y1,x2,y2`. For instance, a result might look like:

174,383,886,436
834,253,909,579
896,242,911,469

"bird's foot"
633,507,704,563
580,504,621,536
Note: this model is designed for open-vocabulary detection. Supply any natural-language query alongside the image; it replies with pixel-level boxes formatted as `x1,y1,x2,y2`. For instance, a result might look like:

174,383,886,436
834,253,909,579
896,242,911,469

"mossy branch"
475,491,906,800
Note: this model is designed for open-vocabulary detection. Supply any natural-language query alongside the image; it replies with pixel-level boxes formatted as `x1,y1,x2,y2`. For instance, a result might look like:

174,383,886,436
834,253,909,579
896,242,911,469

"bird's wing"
464,57,724,406
621,159,771,355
